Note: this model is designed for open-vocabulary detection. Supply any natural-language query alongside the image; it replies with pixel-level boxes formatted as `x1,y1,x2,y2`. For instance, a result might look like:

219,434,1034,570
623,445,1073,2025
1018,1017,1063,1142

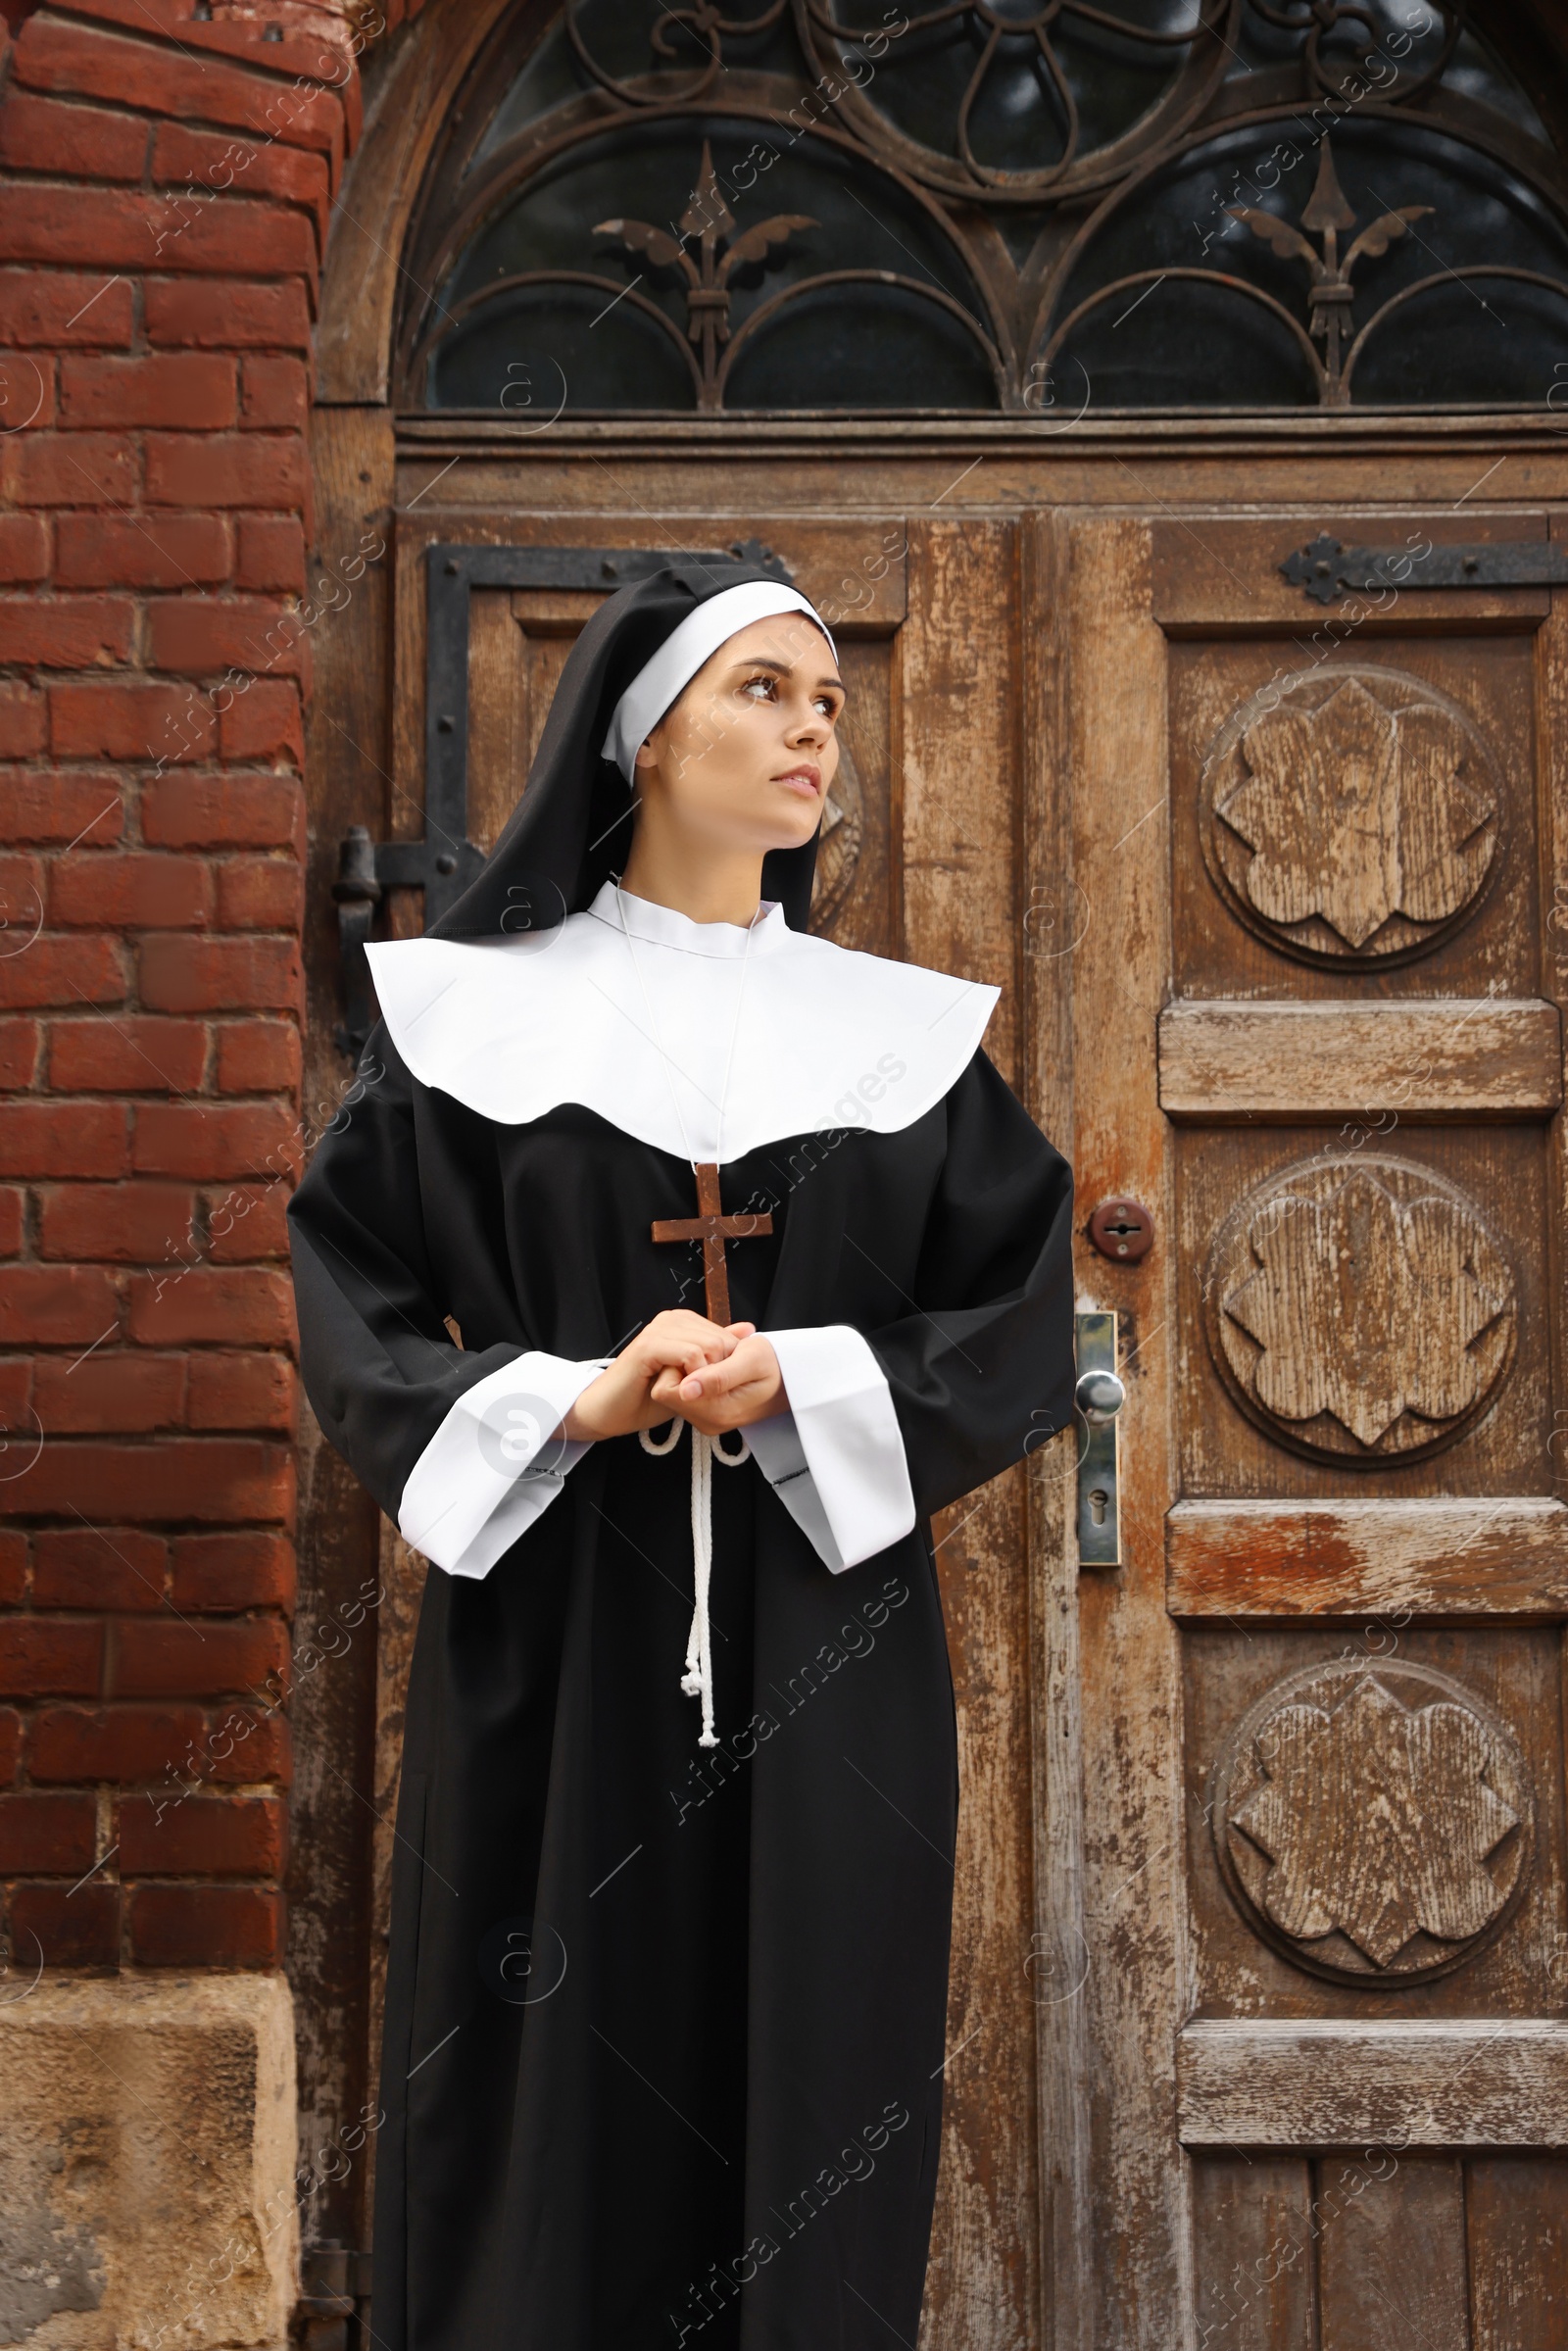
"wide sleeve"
286,1032,608,1580
752,1051,1074,1569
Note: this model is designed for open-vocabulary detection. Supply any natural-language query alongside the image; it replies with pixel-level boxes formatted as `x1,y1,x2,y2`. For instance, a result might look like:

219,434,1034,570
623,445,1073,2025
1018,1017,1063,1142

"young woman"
288,560,1075,2350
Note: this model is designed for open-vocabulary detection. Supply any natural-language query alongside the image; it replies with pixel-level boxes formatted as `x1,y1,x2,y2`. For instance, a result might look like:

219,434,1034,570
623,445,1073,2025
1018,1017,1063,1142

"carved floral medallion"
1205,1153,1516,1464
1210,1658,1533,1985
1200,664,1503,966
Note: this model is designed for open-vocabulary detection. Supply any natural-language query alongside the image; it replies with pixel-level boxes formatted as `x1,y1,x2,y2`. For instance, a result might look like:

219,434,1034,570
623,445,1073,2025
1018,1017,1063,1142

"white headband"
600,581,838,782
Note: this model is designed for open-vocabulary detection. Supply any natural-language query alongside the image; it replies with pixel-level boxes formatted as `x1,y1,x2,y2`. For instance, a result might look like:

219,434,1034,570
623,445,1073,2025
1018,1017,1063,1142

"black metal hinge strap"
1282,531,1568,604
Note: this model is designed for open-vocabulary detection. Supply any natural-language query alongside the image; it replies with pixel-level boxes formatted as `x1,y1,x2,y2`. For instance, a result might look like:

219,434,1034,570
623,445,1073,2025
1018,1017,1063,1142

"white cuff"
397,1351,611,1580
752,1326,915,1573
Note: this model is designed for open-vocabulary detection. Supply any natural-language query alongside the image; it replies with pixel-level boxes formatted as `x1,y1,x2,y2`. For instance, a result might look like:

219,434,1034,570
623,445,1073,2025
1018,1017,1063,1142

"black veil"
430,560,824,940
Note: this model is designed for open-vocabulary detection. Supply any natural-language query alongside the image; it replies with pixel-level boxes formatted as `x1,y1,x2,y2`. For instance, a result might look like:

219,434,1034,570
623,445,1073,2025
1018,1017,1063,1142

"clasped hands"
561,1309,787,1445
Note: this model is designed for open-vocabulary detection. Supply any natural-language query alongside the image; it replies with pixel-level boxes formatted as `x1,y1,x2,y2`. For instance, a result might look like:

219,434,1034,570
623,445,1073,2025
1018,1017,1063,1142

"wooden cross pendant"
652,1161,773,1326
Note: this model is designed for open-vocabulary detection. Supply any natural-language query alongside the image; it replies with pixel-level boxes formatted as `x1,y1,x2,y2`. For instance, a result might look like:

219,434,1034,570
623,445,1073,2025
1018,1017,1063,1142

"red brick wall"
0,0,423,1971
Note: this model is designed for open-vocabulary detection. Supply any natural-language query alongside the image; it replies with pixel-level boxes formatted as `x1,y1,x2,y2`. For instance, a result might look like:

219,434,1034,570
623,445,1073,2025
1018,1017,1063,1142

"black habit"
287,563,1075,2350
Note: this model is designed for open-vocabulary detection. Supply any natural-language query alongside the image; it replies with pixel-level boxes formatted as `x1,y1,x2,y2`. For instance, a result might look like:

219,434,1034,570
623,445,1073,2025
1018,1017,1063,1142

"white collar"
366,882,998,1161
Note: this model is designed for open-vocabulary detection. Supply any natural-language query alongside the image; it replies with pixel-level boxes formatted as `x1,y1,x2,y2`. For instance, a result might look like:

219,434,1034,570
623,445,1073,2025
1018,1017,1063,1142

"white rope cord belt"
639,1418,751,1746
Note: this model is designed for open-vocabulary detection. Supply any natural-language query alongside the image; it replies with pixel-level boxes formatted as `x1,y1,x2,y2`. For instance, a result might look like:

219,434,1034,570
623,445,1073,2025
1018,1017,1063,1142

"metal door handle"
1075,1312,1123,1569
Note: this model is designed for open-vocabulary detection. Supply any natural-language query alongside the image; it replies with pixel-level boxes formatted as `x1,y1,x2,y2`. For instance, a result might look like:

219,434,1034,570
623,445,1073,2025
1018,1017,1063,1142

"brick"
0,1532,26,1605
34,1352,186,1435
15,16,348,163
0,89,146,181
0,178,318,283
208,1179,291,1263
216,857,303,932
216,1021,298,1096
50,852,213,931
137,935,303,1016
0,1019,39,1090
0,595,133,667
239,356,308,430
0,853,44,931
125,1266,294,1347
0,1355,30,1432
31,1702,201,1783
0,268,134,348
0,771,121,846
186,1352,294,1434
0,514,48,584
0,348,54,432
142,771,302,849
144,275,312,353
0,1262,120,1345
0,1790,96,1874
4,430,135,508
0,1191,22,1260
145,432,309,513
51,0,362,147
0,936,124,1013
202,1701,291,1786
219,682,304,772
171,1530,294,1613
32,1527,168,1613
54,513,231,590
234,515,305,596
49,682,217,766
59,352,237,429
132,1102,302,1181
119,1789,284,1877
151,122,331,249
147,594,310,686
127,1882,283,1968
0,1706,20,1782
0,685,48,759
0,1618,103,1697
11,1878,121,1967
0,1100,129,1175
108,1612,289,1701
47,1016,207,1095
22,1438,295,1526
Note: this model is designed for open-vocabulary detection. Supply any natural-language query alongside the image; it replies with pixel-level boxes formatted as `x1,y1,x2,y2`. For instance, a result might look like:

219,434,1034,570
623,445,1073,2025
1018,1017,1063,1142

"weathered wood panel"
1157,999,1562,1123
1467,2157,1568,2351
1191,2156,1315,2351
1151,514,1550,632
904,517,1041,2351
1166,1498,1568,1618
1316,2158,1469,2351
1178,2020,1568,2146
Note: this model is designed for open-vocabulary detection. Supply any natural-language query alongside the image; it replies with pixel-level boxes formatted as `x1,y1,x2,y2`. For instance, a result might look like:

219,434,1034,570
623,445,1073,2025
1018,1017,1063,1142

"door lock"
1075,1311,1125,1569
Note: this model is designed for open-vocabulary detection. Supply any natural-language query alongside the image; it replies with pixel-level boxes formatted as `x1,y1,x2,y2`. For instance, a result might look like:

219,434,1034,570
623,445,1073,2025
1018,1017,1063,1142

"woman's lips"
773,764,821,798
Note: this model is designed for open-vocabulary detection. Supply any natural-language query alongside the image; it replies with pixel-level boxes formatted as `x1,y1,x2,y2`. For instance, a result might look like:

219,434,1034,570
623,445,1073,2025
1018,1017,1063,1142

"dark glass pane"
823,0,1201,173
723,280,997,408
1351,275,1568,405
427,284,695,412
425,117,991,411
1056,273,1318,408
1049,113,1568,408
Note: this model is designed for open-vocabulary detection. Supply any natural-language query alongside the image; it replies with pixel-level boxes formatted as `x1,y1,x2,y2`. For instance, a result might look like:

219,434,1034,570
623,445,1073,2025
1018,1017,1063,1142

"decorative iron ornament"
398,0,1568,413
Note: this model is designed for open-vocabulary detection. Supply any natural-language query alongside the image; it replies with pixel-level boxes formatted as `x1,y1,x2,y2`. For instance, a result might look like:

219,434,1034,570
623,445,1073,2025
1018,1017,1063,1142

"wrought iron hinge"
1281,530,1568,604
334,536,794,1055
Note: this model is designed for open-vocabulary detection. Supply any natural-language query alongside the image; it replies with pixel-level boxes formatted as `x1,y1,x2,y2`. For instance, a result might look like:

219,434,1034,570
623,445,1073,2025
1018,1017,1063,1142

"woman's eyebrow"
725,654,846,691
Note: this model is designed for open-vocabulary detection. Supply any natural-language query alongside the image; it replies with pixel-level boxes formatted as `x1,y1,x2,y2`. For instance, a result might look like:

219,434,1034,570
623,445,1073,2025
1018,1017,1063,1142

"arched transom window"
396,0,1568,415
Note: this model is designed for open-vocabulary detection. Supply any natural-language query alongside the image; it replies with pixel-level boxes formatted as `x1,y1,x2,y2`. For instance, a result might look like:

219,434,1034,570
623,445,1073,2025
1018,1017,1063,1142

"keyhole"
1088,1489,1108,1528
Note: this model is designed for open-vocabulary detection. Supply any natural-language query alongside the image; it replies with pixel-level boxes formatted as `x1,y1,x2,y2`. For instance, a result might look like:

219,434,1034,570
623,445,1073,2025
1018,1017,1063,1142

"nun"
287,559,1075,2349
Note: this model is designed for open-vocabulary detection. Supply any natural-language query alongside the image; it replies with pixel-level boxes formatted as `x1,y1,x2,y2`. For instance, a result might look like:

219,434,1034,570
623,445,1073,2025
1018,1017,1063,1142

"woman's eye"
741,674,775,700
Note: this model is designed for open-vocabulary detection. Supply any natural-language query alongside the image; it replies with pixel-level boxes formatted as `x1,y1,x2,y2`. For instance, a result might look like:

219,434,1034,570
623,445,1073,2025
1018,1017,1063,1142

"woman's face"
634,612,844,856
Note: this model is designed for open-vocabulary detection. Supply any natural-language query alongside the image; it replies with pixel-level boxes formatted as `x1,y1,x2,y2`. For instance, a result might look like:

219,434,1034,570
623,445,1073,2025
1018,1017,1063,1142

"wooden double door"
305,439,1568,2349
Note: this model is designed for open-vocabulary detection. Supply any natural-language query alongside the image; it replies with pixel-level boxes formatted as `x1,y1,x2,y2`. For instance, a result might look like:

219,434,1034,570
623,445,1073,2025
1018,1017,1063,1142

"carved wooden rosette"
808,730,863,934
1209,1658,1534,1986
1204,1151,1517,1464
1199,663,1503,967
